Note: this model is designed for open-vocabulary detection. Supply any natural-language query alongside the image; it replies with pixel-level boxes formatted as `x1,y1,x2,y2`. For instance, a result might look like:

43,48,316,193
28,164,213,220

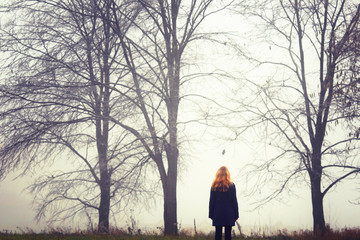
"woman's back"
209,183,238,226
209,166,239,240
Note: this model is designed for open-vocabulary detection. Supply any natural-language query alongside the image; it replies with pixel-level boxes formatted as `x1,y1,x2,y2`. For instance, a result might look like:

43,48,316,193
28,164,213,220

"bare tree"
0,0,150,233
0,0,234,235
97,0,234,235
232,0,360,235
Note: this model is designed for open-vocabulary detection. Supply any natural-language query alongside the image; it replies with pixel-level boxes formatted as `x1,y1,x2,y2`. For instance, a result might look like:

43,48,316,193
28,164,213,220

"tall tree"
100,0,232,235
0,0,233,235
0,0,149,233
233,0,360,235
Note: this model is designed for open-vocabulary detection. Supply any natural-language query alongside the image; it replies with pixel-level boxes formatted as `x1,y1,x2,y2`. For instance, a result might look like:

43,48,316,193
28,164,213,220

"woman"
209,166,239,240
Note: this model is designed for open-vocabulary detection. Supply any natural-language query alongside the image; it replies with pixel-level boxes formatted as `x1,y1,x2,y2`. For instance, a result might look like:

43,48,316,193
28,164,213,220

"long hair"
211,166,232,191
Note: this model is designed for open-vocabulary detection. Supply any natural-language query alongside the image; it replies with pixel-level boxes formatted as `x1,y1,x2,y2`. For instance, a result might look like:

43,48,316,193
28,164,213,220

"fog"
1,141,360,234
1,0,360,235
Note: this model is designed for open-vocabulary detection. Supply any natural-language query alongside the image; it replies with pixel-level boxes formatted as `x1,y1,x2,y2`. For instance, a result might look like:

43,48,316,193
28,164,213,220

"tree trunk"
98,148,111,233
310,177,325,235
97,15,111,233
163,141,178,235
98,176,110,233
310,154,325,236
163,173,177,235
162,43,179,234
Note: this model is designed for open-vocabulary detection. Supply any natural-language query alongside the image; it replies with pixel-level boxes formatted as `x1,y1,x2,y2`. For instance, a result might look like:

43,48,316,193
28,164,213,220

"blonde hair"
211,166,232,191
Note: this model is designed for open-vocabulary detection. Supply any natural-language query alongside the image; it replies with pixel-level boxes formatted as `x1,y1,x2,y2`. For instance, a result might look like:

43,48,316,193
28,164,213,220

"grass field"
0,235,277,240
0,234,359,240
0,234,214,240
1,227,360,240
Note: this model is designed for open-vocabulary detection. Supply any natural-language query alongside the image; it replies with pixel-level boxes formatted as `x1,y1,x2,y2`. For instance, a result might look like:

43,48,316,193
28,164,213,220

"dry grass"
1,227,360,240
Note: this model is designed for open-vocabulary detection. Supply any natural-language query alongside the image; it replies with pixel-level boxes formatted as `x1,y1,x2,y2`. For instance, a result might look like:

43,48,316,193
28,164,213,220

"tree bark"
163,114,178,235
163,166,178,235
310,175,325,235
96,127,110,233
97,12,111,232
310,152,325,236
98,170,111,233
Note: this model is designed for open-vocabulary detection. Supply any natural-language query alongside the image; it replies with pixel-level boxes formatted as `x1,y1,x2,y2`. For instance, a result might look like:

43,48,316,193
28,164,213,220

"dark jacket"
209,183,239,226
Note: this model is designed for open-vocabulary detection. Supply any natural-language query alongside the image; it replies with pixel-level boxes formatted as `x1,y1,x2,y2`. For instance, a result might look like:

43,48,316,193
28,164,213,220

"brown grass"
1,226,360,239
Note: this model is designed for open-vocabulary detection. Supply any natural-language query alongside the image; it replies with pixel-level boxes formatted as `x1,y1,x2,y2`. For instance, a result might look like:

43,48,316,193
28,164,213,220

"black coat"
209,183,239,226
